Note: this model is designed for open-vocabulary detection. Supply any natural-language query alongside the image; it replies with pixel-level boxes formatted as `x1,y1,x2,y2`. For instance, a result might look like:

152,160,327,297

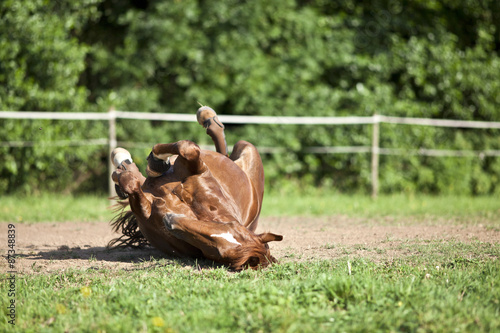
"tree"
1,0,499,194
0,0,106,194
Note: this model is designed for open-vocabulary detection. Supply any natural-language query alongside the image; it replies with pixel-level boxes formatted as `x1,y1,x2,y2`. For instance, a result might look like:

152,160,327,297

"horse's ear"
259,233,283,243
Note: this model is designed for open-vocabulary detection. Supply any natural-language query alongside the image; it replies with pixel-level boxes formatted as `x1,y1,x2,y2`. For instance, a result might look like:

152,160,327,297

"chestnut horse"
109,106,282,270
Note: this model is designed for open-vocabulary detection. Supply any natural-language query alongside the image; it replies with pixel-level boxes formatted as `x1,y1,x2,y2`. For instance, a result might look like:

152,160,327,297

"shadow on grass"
16,245,226,271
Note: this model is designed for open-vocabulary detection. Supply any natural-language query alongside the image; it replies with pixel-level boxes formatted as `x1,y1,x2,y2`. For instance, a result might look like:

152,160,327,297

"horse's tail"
107,201,149,249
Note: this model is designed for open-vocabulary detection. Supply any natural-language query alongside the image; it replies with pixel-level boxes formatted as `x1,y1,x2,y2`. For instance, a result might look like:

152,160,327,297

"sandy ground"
1,216,499,274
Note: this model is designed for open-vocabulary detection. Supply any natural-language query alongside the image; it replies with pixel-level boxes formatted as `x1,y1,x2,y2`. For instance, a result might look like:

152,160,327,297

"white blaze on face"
210,232,241,246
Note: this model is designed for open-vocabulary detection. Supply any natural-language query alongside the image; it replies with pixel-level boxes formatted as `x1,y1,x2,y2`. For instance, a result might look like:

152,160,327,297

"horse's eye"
247,256,260,267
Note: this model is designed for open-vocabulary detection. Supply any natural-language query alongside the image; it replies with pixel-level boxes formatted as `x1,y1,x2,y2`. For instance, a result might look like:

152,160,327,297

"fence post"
108,107,117,197
371,114,380,198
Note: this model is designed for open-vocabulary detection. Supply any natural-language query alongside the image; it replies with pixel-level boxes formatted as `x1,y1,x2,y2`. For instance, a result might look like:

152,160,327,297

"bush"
1,0,499,194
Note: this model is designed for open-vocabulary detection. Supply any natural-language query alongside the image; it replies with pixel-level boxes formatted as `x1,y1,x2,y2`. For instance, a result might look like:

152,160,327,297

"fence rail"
3,110,500,128
2,110,500,197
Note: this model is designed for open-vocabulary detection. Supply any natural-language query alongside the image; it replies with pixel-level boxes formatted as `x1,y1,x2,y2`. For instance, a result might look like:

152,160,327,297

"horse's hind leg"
196,106,228,156
112,158,153,219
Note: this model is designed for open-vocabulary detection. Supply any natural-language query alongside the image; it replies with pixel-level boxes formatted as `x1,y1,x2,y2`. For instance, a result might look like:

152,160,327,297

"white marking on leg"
210,232,241,246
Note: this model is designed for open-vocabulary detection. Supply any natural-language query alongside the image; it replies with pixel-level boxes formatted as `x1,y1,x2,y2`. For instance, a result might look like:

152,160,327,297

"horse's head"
213,226,283,271
162,213,282,270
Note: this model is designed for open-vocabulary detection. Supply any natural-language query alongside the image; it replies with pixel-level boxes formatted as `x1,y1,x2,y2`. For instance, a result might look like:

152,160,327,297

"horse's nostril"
209,206,217,212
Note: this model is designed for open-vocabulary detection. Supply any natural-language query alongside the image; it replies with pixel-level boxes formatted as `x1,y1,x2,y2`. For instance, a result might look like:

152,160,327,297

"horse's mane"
107,201,149,249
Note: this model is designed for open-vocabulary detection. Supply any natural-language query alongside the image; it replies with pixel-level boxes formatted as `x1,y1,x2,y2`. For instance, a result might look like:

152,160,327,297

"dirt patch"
1,217,499,274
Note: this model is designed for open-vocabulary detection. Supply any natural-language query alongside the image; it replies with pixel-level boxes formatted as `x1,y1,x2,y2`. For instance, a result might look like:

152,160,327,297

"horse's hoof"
196,106,218,127
111,148,133,168
146,151,171,177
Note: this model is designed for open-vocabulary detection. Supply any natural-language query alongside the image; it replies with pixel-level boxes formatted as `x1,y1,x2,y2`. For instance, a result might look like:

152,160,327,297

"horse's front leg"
112,167,152,220
148,140,207,177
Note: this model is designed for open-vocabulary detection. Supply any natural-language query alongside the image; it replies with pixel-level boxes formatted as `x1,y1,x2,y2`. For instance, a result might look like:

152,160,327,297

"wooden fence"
1,110,500,197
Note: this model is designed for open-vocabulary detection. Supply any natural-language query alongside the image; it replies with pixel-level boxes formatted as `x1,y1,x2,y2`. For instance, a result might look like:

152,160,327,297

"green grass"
263,192,500,220
0,192,499,223
1,193,499,332
2,258,499,332
0,194,113,223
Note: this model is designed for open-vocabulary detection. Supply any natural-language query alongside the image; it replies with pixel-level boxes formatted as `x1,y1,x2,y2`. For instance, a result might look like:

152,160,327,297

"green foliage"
0,0,107,194
1,0,500,194
0,0,100,110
